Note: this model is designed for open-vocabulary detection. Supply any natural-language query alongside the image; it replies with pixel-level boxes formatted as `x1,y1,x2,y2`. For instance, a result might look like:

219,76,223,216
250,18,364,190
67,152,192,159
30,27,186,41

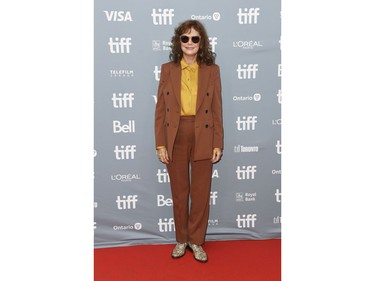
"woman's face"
180,28,200,59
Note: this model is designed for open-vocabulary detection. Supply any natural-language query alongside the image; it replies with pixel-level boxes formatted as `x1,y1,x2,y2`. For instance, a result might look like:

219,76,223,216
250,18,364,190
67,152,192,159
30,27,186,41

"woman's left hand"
211,148,222,163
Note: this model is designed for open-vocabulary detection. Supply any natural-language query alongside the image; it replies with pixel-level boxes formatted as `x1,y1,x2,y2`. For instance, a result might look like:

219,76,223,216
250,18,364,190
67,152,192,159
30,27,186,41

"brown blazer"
155,61,224,161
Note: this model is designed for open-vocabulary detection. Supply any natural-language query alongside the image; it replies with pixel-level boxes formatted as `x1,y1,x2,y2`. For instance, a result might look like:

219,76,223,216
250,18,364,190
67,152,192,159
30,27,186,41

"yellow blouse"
180,59,198,116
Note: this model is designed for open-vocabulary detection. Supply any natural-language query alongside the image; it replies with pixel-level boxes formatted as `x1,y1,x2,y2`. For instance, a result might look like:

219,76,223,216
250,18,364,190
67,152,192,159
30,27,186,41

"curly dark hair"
169,20,216,65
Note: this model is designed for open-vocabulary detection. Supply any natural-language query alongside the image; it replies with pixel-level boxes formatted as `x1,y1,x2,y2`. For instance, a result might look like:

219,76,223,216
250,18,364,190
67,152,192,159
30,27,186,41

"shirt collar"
180,58,198,71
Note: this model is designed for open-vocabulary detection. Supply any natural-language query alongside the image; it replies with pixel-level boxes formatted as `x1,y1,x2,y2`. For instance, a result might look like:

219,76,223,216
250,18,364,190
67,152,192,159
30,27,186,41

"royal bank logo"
191,12,221,21
235,192,257,202
237,64,259,79
152,40,172,51
208,219,219,226
108,37,132,54
237,8,260,24
236,214,257,228
104,10,133,22
151,8,174,25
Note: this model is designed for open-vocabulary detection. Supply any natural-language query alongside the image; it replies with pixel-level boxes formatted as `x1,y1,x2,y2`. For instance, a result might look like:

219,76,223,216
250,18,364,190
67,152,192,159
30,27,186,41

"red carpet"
94,239,281,281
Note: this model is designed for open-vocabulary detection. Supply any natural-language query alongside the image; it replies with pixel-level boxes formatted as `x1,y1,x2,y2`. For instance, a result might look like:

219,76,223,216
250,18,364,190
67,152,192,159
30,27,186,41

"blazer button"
206,93,209,96
167,108,169,112
205,124,209,128
167,123,169,127
205,110,208,113
166,92,169,95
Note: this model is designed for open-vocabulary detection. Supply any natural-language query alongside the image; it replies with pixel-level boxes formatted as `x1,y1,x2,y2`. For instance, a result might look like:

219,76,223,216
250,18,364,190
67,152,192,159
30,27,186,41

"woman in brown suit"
154,20,223,263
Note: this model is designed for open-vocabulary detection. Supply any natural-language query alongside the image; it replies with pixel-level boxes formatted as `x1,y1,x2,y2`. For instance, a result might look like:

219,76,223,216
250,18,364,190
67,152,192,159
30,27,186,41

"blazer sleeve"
212,64,224,150
154,64,168,149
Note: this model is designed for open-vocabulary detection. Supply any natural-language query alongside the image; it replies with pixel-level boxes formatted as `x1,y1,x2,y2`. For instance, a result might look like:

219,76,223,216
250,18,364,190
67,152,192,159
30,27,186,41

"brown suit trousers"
167,116,212,245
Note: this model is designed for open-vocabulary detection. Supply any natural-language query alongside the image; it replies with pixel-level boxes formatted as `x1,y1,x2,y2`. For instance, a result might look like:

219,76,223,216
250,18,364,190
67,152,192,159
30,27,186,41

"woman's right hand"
157,147,169,164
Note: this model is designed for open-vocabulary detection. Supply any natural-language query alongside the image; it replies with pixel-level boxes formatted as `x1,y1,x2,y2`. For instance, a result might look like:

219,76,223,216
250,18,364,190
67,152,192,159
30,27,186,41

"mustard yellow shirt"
180,59,198,116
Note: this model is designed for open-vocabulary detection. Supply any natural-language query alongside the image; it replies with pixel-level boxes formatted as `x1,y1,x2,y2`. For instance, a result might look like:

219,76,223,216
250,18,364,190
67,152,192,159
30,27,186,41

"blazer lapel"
170,63,181,109
196,64,209,112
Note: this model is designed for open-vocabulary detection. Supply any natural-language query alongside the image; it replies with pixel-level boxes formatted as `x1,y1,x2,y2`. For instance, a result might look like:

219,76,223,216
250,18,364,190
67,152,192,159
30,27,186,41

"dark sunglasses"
180,35,200,44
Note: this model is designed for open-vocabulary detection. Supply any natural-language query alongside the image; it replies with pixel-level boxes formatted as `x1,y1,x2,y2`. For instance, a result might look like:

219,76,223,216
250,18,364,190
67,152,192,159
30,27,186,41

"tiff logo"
114,145,136,160
236,116,257,131
277,89,282,104
210,191,218,205
276,140,282,154
151,9,174,25
236,166,257,180
158,218,175,232
116,195,138,210
209,37,218,52
154,66,161,81
157,168,170,183
112,93,134,108
108,37,132,54
236,214,257,228
237,8,260,24
275,189,282,203
237,64,258,79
